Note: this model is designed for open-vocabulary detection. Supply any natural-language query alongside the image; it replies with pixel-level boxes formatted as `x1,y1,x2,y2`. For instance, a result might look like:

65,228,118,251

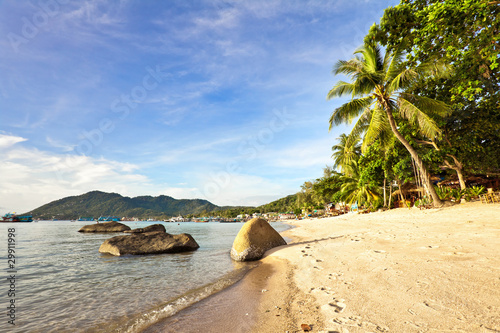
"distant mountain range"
28,191,224,220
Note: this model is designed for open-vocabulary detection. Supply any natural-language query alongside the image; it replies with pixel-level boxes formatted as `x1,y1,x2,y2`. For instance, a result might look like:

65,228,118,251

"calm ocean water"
0,220,291,332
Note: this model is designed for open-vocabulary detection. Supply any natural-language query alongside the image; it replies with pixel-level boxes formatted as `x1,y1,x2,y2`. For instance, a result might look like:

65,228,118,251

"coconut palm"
339,163,380,206
327,42,451,207
331,133,361,175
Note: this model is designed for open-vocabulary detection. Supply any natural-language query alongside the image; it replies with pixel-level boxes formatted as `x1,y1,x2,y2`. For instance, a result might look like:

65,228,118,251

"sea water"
0,220,291,332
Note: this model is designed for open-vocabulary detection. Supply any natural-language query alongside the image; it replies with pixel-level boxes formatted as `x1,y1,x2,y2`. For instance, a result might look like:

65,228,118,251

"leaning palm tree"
327,42,451,207
331,133,361,175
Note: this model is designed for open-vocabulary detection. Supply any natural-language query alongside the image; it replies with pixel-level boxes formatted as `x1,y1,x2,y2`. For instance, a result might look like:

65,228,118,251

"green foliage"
366,0,499,100
435,186,452,201
414,196,431,208
339,163,381,206
257,194,298,214
366,0,500,174
468,185,485,198
371,198,384,211
312,172,343,203
327,41,452,206
450,188,466,202
434,187,465,202
331,134,361,174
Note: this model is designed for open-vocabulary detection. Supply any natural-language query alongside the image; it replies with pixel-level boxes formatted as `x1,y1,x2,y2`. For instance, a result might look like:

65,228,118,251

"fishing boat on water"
97,216,120,222
2,213,33,222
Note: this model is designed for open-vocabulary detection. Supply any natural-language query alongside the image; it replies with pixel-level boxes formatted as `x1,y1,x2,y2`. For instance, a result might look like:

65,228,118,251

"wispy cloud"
0,133,27,148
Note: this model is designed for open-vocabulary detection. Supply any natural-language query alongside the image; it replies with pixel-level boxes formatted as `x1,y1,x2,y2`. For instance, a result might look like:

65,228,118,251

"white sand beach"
252,202,500,332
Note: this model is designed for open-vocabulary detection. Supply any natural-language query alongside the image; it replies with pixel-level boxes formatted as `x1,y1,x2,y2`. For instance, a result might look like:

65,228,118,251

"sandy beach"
252,202,500,332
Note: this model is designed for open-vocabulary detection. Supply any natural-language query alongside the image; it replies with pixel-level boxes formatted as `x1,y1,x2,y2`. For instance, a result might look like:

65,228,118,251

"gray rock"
78,221,131,233
123,224,166,233
98,231,199,256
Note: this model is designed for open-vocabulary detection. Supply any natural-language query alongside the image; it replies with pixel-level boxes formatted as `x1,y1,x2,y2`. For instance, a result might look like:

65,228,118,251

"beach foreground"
254,202,500,332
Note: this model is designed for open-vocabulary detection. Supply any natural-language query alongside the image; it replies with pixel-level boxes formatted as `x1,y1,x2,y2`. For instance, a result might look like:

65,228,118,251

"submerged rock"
230,218,286,261
123,224,166,233
99,231,199,256
78,221,131,233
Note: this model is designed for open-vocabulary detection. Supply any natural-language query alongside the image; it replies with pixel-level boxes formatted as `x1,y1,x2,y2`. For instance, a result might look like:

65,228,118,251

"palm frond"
383,40,407,83
352,72,380,95
397,97,442,139
332,58,363,77
347,113,369,147
357,44,383,74
327,81,355,99
329,96,374,128
331,133,361,172
387,67,419,93
415,58,453,81
361,105,390,153
399,93,451,118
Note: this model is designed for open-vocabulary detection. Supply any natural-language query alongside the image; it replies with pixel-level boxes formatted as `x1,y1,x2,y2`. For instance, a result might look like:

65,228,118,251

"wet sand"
141,260,294,333
142,261,270,333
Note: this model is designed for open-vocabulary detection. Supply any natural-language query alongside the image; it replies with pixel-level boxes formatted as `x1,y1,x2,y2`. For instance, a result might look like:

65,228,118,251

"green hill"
29,191,220,220
257,194,298,213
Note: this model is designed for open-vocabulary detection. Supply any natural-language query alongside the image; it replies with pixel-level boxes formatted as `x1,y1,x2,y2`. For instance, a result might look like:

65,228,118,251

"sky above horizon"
0,0,398,215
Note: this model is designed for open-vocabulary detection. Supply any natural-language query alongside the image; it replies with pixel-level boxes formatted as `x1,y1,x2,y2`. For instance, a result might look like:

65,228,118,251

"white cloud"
0,133,27,148
0,134,156,214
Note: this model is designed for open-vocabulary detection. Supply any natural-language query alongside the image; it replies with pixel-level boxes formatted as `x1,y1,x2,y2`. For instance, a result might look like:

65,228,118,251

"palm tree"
339,163,380,207
331,133,361,175
327,42,451,207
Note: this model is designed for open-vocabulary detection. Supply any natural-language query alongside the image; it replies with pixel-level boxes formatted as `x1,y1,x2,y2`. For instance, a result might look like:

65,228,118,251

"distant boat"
78,217,94,221
2,213,33,222
97,216,120,222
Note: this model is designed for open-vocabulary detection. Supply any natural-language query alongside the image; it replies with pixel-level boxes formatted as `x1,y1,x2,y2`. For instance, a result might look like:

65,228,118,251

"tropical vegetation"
265,0,499,214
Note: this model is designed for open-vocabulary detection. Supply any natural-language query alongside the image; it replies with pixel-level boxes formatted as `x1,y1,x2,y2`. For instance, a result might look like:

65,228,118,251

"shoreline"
139,223,315,333
260,202,500,332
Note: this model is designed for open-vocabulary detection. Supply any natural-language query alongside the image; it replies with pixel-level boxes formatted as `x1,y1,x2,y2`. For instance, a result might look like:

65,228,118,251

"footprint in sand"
326,298,346,313
331,316,389,332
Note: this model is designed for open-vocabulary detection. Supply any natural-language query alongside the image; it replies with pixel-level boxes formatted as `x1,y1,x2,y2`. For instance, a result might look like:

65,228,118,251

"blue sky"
0,0,398,214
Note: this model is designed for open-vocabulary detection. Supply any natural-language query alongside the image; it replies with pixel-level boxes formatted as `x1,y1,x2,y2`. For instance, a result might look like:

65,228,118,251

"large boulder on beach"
98,231,199,256
230,218,286,261
123,224,166,233
78,221,131,233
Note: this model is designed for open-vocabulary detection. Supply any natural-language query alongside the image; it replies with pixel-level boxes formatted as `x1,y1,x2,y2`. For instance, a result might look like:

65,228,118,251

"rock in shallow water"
99,231,199,256
78,221,131,233
230,218,286,261
123,224,166,233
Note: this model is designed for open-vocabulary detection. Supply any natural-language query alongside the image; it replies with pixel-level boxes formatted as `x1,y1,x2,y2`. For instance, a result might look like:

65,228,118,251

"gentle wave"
96,264,257,333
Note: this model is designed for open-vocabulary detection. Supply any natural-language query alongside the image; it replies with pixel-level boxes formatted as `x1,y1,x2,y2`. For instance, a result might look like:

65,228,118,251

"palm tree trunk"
385,108,444,207
397,180,404,203
388,180,393,208
383,178,387,207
